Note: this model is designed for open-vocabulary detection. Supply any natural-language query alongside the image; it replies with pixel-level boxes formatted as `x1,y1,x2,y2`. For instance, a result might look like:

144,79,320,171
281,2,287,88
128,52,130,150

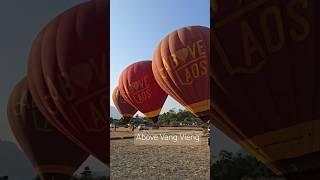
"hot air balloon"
112,87,137,124
211,0,320,179
7,78,89,180
27,0,109,164
118,61,168,124
152,26,210,120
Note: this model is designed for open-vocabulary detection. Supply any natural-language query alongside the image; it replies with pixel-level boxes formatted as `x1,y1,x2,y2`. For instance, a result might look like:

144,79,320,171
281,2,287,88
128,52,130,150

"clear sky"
110,0,210,115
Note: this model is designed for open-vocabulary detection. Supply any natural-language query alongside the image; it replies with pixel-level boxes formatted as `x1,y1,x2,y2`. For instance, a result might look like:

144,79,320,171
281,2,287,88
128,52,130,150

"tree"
80,166,93,180
219,150,233,161
132,116,144,125
97,177,108,180
212,150,284,180
176,109,194,122
110,117,114,124
33,175,80,180
167,109,178,122
157,108,205,127
0,176,8,180
119,117,128,125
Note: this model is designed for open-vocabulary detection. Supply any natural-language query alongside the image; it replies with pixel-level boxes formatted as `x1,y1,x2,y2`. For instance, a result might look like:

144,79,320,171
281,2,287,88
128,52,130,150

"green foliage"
113,108,204,127
158,108,203,127
80,166,93,180
118,117,126,125
212,150,284,180
78,166,108,180
110,117,114,124
131,115,145,125
31,167,108,180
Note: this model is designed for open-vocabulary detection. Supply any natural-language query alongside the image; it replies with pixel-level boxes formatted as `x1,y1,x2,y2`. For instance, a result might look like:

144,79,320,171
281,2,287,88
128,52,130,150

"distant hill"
110,106,121,119
0,140,36,180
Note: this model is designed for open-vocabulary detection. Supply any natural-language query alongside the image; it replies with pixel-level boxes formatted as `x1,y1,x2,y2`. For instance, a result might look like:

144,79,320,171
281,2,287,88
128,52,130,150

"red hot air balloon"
152,26,210,119
118,61,168,123
7,78,89,180
211,0,320,179
27,0,109,164
112,87,137,124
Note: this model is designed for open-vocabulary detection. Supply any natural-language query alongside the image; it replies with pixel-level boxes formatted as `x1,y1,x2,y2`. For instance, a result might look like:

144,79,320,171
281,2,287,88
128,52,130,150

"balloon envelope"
118,61,167,119
152,26,210,118
112,86,137,119
27,0,109,164
7,78,89,180
212,0,320,177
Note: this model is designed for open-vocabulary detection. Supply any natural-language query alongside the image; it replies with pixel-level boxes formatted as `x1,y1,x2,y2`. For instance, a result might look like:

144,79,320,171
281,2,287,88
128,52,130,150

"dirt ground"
110,128,210,180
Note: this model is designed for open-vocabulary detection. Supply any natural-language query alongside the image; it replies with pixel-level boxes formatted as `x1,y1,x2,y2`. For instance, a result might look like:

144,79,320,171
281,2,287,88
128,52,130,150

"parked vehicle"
137,124,149,130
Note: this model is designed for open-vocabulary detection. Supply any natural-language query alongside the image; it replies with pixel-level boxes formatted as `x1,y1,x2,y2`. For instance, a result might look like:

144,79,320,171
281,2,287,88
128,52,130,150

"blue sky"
110,0,210,115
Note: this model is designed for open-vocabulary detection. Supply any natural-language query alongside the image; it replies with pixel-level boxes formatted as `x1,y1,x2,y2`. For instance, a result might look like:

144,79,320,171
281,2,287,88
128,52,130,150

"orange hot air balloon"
7,78,89,180
118,61,168,123
112,87,137,124
211,0,320,179
27,0,109,164
152,26,210,119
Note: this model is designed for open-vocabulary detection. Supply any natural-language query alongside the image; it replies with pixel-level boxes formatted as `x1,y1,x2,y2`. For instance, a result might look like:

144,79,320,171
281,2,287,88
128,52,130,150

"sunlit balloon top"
152,26,210,118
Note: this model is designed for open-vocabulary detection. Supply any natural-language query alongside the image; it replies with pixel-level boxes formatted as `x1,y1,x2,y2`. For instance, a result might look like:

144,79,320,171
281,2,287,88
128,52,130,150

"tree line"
111,108,205,127
32,166,108,180
212,150,285,180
